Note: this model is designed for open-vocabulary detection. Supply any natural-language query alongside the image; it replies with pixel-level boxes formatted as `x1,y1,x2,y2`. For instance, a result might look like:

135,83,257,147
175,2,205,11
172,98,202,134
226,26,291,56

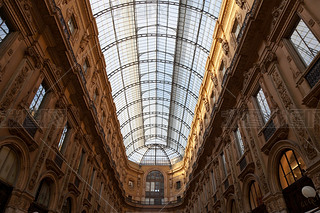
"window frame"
234,127,245,157
67,15,77,35
0,14,10,43
58,123,69,153
254,87,271,125
278,149,306,189
29,82,48,117
287,16,320,68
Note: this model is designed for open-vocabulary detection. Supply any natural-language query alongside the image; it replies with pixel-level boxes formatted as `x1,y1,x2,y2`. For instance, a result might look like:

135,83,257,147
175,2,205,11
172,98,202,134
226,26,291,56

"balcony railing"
262,119,276,141
305,57,320,88
23,113,39,138
239,156,247,171
125,197,183,206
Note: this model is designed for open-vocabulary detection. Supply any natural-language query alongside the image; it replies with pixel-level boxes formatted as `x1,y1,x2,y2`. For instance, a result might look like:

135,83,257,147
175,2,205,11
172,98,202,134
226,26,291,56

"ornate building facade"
0,0,320,212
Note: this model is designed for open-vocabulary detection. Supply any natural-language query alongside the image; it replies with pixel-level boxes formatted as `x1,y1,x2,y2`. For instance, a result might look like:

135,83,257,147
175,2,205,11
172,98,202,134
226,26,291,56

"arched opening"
0,146,19,212
145,170,164,205
248,181,267,213
230,200,237,213
61,197,72,213
278,149,320,212
28,179,53,213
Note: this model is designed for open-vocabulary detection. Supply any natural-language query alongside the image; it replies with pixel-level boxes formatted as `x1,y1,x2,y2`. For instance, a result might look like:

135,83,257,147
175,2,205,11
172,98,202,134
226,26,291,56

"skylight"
90,0,223,166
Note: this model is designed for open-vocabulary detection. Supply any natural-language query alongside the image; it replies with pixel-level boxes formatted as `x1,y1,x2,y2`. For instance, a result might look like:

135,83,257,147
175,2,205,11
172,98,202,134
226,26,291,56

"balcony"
125,197,183,207
260,110,288,155
302,55,320,107
237,152,255,181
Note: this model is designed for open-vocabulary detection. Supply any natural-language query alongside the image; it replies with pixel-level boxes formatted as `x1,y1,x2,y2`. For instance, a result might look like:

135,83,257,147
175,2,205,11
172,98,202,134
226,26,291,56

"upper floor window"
255,88,271,123
290,18,320,66
0,146,19,185
221,152,227,177
83,58,89,74
30,83,47,117
145,170,164,205
67,15,76,35
77,150,85,174
90,168,96,186
232,19,241,39
220,61,226,76
61,197,72,213
249,181,263,211
235,127,245,156
94,89,99,102
176,181,181,190
0,15,9,43
35,179,51,209
210,170,216,192
58,123,69,152
278,149,306,189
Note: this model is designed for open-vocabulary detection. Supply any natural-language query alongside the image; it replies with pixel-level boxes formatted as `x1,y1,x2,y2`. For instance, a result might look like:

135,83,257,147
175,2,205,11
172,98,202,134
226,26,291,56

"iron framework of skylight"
90,0,222,166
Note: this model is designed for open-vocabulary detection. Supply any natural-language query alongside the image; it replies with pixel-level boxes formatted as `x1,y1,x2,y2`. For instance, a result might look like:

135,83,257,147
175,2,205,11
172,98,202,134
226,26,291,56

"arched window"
61,197,72,213
28,179,52,213
278,149,306,189
145,170,164,205
249,181,263,212
231,200,237,213
0,146,19,185
0,146,19,211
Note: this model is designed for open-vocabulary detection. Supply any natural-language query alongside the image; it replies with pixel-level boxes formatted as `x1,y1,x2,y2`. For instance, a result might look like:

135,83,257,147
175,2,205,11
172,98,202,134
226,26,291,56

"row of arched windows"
0,145,80,213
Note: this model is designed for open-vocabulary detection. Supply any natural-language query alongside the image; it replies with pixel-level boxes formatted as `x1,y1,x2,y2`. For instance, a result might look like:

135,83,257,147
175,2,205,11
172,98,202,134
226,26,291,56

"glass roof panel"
90,0,223,165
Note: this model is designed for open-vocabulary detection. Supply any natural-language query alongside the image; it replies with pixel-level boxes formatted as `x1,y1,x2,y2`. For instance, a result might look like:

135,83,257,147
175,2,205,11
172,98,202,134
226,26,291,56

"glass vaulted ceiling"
90,0,223,166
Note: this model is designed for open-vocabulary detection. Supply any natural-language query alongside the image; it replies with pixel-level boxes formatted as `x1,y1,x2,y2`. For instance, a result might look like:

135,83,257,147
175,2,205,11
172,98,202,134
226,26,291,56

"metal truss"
108,59,203,80
112,80,199,100
123,123,188,142
116,97,194,118
93,1,218,20
126,135,185,153
101,33,210,54
120,111,191,130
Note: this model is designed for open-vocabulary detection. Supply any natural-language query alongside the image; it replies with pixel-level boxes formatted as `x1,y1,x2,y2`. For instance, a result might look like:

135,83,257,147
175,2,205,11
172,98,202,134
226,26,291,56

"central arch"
145,171,164,205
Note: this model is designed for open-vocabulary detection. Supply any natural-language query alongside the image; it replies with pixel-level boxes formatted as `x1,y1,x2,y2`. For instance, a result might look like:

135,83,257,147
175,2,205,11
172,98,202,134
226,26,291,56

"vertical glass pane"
290,19,320,66
0,16,9,43
256,88,271,123
30,83,46,116
235,128,244,156
58,124,68,151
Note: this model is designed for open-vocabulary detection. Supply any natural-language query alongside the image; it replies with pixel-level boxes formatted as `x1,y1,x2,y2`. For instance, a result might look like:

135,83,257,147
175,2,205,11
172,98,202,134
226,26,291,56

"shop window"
58,123,69,152
0,15,10,43
29,83,47,117
279,149,306,189
255,88,271,123
176,181,181,190
61,197,72,213
234,127,245,156
249,181,263,211
289,18,320,66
